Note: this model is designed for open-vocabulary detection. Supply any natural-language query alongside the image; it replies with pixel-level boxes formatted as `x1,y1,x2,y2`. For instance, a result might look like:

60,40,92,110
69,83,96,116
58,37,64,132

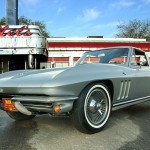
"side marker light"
53,105,61,113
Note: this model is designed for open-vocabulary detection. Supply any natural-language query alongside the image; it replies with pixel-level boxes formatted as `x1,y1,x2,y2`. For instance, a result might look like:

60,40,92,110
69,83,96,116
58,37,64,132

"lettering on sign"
0,25,31,36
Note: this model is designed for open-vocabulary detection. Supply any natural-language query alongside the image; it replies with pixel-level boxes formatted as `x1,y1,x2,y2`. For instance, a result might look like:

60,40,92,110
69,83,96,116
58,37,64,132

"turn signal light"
53,105,61,113
2,98,17,111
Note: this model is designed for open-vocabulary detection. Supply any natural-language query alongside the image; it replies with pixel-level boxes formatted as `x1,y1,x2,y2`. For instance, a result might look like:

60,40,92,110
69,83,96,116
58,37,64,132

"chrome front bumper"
1,95,78,115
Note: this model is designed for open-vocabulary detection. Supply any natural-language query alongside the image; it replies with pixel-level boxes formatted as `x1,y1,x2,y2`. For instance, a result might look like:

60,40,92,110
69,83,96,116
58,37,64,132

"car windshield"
76,47,129,66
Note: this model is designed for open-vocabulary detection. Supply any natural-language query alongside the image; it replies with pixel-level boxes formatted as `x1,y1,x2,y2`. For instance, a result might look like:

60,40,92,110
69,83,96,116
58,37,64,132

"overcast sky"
0,0,150,38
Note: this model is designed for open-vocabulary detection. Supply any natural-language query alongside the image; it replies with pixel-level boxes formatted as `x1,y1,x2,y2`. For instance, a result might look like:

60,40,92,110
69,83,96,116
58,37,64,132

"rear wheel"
7,111,36,121
71,83,111,133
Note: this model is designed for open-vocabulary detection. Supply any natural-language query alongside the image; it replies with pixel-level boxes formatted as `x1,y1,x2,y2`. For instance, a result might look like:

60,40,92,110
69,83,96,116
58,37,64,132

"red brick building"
44,38,150,68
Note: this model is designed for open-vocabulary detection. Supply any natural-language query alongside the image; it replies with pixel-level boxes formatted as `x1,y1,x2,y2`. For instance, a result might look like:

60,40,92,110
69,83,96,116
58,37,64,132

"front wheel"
71,83,111,133
7,111,36,121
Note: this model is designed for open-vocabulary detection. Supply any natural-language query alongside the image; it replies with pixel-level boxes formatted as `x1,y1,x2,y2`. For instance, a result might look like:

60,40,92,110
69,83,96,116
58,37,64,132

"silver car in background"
0,46,150,133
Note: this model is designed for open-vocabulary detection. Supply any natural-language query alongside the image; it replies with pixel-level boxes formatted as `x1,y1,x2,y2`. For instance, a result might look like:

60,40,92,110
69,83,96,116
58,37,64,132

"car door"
129,48,150,99
112,48,138,103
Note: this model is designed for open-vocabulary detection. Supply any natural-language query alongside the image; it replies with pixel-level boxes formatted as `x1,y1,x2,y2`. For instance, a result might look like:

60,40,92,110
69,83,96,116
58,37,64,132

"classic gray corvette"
0,46,150,133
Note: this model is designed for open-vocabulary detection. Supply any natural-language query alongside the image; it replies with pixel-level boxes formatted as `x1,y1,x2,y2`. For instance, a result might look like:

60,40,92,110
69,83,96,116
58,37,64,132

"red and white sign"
0,25,31,36
0,25,46,55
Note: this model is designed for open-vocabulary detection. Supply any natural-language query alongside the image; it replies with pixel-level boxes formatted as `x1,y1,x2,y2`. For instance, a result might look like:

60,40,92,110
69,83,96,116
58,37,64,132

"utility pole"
6,0,18,25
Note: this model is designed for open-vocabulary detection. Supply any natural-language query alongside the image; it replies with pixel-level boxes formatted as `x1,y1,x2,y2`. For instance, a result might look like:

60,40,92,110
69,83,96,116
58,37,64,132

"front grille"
21,101,53,113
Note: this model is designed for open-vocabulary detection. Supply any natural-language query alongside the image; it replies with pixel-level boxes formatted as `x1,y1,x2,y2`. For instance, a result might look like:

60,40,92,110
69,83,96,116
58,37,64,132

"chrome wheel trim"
84,85,111,129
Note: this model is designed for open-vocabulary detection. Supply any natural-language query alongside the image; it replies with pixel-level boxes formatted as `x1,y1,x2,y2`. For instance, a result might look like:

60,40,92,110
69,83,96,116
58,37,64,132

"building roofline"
47,37,147,43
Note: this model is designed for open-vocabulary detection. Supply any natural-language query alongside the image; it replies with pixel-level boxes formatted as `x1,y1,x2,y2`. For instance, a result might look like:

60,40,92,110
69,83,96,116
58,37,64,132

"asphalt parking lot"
0,101,150,150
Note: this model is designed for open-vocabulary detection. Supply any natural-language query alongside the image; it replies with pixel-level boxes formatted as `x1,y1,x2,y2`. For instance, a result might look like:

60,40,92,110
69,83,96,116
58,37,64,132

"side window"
130,49,149,66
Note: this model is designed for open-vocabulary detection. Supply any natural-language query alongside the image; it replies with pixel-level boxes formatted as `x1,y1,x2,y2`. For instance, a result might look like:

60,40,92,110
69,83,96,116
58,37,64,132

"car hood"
0,63,130,88
0,68,68,87
0,63,131,96
43,63,131,87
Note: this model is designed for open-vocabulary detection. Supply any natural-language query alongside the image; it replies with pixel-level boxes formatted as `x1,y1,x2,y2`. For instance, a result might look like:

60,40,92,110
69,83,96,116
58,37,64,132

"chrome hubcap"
85,88,109,126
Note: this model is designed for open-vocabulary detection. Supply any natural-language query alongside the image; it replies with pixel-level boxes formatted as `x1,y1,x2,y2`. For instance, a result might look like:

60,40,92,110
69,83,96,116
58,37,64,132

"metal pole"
6,0,18,25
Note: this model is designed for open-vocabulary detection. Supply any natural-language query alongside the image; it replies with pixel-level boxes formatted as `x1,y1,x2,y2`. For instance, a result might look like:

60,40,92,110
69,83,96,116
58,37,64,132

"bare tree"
0,16,50,37
116,19,150,41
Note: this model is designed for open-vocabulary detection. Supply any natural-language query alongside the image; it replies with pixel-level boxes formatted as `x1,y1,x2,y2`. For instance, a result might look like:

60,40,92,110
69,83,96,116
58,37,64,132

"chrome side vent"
125,81,131,98
117,80,131,100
